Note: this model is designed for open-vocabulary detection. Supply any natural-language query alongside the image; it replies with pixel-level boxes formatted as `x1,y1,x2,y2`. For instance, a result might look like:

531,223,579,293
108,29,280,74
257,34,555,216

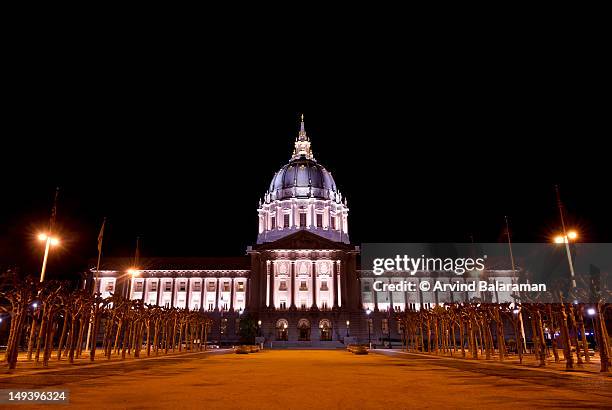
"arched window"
275,319,288,341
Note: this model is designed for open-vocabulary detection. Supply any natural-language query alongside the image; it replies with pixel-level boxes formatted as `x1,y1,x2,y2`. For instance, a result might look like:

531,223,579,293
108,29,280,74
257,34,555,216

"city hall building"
88,117,517,346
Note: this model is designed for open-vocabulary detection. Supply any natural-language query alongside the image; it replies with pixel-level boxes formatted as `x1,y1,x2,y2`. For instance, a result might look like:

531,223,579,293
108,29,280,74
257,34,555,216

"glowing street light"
554,230,578,244
38,233,60,282
587,308,596,316
552,228,579,288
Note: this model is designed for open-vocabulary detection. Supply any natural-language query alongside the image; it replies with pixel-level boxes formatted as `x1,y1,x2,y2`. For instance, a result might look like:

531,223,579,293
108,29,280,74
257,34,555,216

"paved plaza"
2,349,611,409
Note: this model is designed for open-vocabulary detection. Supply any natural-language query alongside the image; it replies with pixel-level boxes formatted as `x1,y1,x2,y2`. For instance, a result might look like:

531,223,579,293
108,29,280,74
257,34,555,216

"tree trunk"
559,303,574,370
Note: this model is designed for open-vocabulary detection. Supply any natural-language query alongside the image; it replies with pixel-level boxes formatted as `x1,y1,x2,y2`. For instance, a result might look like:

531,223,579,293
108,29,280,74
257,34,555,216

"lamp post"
37,233,60,282
553,230,579,289
346,320,350,337
555,186,577,288
257,320,262,337
587,307,596,348
126,269,139,299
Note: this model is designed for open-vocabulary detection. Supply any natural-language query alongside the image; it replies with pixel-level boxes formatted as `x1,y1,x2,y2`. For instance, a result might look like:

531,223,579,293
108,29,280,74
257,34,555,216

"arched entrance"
297,318,311,341
276,319,288,341
319,319,332,341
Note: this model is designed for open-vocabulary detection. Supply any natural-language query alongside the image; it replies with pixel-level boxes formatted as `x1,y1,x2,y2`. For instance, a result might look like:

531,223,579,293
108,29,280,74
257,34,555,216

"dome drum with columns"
257,116,350,244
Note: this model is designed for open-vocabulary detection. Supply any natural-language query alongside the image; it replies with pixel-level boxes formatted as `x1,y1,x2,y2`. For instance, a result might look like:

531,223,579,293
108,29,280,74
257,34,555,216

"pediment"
254,230,352,251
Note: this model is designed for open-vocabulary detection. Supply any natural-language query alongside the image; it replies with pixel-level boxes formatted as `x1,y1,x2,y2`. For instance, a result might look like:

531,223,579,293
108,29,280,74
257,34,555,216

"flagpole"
86,217,106,353
505,215,527,353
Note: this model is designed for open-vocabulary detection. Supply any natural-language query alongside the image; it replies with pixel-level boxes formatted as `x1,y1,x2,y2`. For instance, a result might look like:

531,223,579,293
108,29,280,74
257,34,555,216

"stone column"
215,277,220,311
269,262,275,309
170,277,176,308
186,278,191,309
156,278,161,306
388,278,394,311
290,261,296,309
200,278,205,311
336,260,342,308
403,278,408,310
374,281,379,312
266,261,271,308
311,260,317,309
229,278,235,312
333,261,339,308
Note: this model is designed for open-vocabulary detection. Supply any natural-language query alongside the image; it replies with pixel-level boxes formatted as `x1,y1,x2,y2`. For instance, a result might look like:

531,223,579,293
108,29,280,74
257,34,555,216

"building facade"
88,117,518,346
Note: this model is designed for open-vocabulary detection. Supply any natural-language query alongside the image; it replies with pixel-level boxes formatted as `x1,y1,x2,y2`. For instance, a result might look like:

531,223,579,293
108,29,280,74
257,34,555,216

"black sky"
1,55,608,280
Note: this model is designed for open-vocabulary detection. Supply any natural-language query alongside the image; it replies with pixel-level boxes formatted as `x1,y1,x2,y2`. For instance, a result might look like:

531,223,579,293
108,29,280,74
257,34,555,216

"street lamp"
126,269,139,299
553,229,579,288
38,233,60,282
257,320,262,337
346,320,350,337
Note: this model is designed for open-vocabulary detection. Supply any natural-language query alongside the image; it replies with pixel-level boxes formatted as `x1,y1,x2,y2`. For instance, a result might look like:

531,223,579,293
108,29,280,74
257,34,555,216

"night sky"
1,65,608,280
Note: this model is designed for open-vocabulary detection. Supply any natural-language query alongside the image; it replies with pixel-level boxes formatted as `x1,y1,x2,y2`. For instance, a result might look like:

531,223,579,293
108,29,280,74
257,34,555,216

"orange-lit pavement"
2,349,611,409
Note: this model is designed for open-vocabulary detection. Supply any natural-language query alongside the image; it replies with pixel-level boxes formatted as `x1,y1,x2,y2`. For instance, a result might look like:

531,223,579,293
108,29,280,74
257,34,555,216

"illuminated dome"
257,115,349,244
268,158,337,201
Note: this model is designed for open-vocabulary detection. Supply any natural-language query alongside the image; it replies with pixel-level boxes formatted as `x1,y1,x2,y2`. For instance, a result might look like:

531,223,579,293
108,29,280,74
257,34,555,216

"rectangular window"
320,280,328,291
280,300,287,310
193,282,201,292
364,283,371,292
300,300,307,309
179,281,186,292
135,282,143,292
331,216,336,230
316,213,323,228
321,301,328,309
105,282,114,292
150,282,157,291
165,282,172,292
207,282,216,292
299,281,307,291
382,319,389,334
237,281,244,291
271,216,276,229
223,282,230,292
299,213,307,227
284,213,290,228
279,281,287,291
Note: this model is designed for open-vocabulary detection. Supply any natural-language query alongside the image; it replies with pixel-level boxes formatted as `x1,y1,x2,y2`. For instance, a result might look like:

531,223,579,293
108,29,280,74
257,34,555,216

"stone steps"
270,340,345,349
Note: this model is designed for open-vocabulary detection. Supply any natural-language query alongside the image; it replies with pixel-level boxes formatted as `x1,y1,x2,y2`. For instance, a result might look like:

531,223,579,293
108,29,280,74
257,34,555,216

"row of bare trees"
1,275,212,370
396,302,611,372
